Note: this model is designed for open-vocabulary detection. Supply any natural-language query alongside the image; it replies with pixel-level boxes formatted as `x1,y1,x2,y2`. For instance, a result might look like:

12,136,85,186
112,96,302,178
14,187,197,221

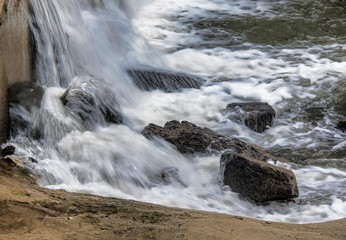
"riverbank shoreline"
1,157,345,240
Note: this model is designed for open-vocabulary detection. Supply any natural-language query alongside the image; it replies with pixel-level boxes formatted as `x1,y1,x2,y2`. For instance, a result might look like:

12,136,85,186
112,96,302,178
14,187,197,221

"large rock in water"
225,102,276,133
142,120,236,154
221,152,299,202
127,68,203,92
142,120,286,162
60,77,123,130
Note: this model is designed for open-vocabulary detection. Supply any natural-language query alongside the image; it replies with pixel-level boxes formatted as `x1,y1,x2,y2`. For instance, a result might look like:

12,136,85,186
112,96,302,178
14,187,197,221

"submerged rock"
337,116,346,132
152,167,186,187
305,106,325,122
60,77,123,130
127,68,203,92
221,152,299,202
225,102,276,133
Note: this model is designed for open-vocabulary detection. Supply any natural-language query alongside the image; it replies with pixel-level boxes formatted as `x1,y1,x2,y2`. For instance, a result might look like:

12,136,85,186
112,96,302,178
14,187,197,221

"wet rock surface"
337,117,346,132
8,81,44,110
127,68,203,92
142,120,234,154
0,145,15,157
225,102,276,133
8,81,44,137
221,152,299,202
143,120,298,202
143,120,285,161
60,77,123,129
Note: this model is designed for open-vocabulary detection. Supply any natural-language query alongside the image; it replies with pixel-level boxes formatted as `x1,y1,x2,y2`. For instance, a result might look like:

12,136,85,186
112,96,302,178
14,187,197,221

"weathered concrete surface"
0,0,32,143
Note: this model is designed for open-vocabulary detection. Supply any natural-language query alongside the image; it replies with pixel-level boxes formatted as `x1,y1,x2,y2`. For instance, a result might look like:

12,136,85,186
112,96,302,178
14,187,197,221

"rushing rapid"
6,0,346,223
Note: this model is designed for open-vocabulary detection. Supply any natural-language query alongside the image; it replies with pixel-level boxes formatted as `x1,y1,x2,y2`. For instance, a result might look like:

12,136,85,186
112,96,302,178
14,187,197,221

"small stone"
225,102,276,133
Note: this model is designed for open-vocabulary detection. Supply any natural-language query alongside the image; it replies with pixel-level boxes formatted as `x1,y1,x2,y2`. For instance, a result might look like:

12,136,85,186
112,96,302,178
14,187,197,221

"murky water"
5,0,346,223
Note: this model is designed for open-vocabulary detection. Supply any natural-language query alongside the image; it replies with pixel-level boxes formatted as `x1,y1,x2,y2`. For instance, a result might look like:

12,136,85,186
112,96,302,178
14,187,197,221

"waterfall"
29,0,152,96
23,0,201,199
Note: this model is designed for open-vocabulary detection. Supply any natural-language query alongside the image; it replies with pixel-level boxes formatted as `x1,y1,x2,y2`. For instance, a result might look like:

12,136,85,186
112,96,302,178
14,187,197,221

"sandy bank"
0,157,345,240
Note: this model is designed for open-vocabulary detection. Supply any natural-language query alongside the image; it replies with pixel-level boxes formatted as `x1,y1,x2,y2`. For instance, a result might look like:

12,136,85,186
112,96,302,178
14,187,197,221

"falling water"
6,0,346,223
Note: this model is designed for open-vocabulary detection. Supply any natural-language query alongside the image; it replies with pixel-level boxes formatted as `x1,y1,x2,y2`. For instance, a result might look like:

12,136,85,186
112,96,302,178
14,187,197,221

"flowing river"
6,0,346,223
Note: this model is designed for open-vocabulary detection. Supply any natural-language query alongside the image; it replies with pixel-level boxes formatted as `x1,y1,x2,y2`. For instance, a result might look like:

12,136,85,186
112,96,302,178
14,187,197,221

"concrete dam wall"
0,0,33,143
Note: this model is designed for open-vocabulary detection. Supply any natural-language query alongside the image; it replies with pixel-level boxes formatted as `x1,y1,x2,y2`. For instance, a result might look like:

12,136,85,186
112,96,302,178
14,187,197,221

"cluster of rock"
143,120,299,203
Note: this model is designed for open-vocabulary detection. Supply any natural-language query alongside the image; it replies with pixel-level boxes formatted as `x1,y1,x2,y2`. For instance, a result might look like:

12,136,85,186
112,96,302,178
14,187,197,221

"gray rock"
221,152,299,202
225,102,276,133
60,77,122,130
127,68,203,92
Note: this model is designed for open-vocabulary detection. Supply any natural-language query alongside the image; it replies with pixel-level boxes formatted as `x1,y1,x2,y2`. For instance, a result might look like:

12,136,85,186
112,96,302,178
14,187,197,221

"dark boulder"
60,77,122,130
127,68,203,92
8,81,44,137
8,81,45,110
225,102,276,133
221,152,299,202
1,145,15,157
142,120,286,163
142,120,232,154
337,116,346,132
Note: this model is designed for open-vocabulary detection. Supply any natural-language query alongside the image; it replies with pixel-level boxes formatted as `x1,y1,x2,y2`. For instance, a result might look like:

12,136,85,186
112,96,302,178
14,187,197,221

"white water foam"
10,124,346,223
134,0,346,149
